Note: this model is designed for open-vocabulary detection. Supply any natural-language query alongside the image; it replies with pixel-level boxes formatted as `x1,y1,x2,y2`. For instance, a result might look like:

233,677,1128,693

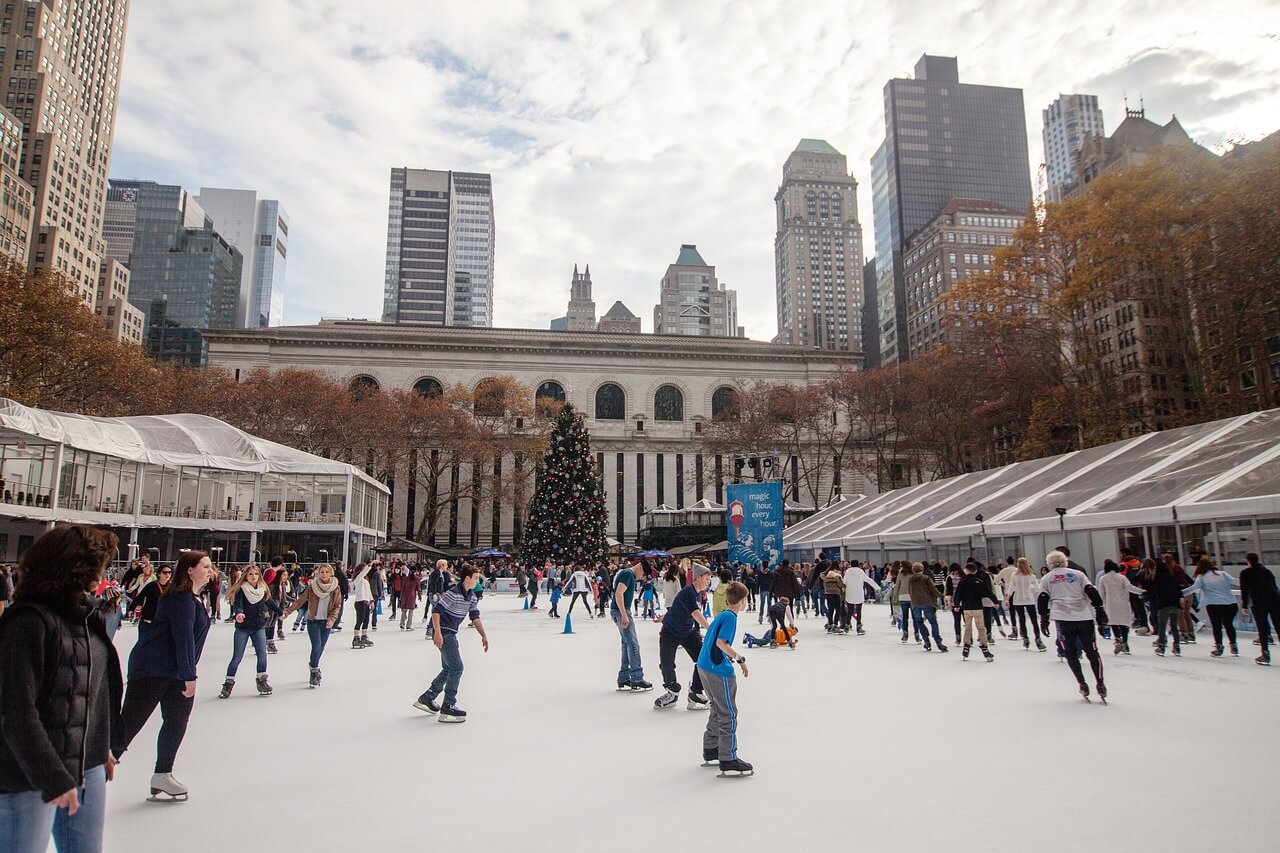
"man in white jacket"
842,562,882,636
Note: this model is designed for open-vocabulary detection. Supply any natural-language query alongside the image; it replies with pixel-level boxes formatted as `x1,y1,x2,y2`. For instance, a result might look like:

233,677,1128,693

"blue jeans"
757,589,772,619
226,627,268,677
306,619,331,668
898,601,913,634
912,605,944,645
612,608,644,683
0,763,105,853
427,633,464,706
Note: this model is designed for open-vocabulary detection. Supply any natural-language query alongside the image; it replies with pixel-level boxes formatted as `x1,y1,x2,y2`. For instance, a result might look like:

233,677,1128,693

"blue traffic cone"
562,613,574,634
523,595,529,610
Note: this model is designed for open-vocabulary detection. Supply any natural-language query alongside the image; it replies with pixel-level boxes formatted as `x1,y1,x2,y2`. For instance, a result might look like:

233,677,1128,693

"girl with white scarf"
282,564,344,687
219,564,281,698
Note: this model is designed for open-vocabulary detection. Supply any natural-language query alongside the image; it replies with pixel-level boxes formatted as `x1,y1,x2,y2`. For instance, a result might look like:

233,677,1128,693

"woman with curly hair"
0,524,124,852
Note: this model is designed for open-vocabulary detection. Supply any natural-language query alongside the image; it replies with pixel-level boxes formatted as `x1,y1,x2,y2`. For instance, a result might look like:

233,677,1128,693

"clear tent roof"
786,409,1280,551
0,398,386,488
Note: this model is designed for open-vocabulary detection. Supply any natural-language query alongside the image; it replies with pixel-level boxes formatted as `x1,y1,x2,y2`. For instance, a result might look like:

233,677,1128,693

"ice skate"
629,680,654,692
352,636,365,649
1172,644,1181,657
1230,643,1238,657
717,758,754,778
1096,681,1107,704
361,635,373,647
701,749,719,767
148,773,188,802
255,673,272,696
981,646,994,662
217,678,234,699
266,639,278,654
856,626,866,635
922,638,932,651
1036,639,1047,652
1114,640,1123,655
309,667,321,688
1027,638,1034,651
413,691,440,714
1078,682,1091,703
962,644,970,660
1257,650,1271,666
653,690,678,710
900,632,908,643
936,642,949,653
439,704,467,723
1121,641,1132,655
1155,643,1166,657
1210,644,1223,657
687,692,710,710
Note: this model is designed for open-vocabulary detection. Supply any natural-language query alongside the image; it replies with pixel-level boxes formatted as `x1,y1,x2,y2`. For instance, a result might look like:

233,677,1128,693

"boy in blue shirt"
696,580,752,776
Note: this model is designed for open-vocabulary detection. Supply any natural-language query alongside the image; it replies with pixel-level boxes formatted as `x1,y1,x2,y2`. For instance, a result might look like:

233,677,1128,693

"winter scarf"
240,582,266,605
310,576,339,598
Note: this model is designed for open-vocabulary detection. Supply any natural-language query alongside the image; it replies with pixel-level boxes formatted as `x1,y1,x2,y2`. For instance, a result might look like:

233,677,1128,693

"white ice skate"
148,772,188,802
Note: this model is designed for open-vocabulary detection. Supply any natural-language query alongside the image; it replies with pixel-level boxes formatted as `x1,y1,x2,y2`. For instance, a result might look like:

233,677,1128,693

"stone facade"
205,322,866,546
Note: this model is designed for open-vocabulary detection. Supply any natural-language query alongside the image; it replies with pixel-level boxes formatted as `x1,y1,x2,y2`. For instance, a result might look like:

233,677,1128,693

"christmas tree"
522,403,608,565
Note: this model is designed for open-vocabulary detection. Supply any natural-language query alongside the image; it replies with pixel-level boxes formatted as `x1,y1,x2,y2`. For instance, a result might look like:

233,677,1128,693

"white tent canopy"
785,409,1280,557
0,398,375,480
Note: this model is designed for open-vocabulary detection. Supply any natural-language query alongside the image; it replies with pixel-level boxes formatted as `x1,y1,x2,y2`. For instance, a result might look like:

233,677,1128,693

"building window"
654,385,683,421
412,377,443,398
473,378,506,416
349,375,380,397
595,383,625,420
711,386,740,421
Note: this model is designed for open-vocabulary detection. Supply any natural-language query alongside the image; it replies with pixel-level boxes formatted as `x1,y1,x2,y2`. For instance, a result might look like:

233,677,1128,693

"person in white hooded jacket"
1097,559,1143,655
1006,558,1047,651
842,561,881,635
349,563,375,649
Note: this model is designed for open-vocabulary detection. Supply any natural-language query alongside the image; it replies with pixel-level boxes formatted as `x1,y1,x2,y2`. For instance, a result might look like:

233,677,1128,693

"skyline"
108,1,1280,340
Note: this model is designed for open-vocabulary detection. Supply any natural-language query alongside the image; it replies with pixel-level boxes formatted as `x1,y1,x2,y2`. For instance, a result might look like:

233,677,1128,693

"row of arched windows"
349,375,740,421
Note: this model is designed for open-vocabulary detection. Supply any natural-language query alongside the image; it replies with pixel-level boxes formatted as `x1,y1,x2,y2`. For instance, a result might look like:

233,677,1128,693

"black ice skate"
309,667,321,688
701,749,719,767
267,640,278,654
255,674,272,696
1257,650,1271,666
629,680,654,692
218,678,234,699
936,642,949,653
962,644,971,660
1096,681,1107,704
148,772,188,802
653,690,678,710
687,692,710,710
413,691,440,714
981,646,994,662
717,758,754,778
1078,682,1091,703
439,704,468,723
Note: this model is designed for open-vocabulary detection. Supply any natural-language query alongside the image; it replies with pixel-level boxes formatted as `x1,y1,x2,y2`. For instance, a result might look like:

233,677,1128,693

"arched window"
473,378,505,417
654,385,683,421
413,377,443,398
711,386,740,421
535,381,566,404
594,383,625,420
349,375,380,397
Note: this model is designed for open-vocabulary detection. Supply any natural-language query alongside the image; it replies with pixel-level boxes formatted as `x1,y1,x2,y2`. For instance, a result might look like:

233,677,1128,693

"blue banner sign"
726,481,783,568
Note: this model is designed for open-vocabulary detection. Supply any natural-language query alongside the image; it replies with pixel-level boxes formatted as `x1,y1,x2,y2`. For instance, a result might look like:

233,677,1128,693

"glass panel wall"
1210,519,1256,569
1180,522,1213,565
118,462,137,515
0,442,55,506
1259,517,1280,568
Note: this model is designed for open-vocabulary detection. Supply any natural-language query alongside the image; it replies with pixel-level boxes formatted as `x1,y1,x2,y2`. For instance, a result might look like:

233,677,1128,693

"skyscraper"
382,168,494,326
2,0,130,308
870,54,1033,365
106,180,243,365
195,188,290,327
563,263,596,331
1042,94,1104,203
0,105,32,265
653,244,741,338
773,139,864,352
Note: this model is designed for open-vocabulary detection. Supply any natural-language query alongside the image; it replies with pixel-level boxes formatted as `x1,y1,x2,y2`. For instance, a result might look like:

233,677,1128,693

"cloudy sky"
109,0,1280,340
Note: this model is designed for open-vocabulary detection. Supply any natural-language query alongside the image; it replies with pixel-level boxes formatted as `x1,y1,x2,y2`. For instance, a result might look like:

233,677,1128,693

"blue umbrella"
471,548,509,558
636,549,672,558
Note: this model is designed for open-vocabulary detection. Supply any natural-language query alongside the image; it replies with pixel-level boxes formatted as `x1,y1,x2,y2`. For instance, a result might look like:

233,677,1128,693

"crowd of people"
2,522,1279,850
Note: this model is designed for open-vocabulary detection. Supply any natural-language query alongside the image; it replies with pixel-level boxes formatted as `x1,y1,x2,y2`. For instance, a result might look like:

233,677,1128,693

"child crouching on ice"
696,581,753,777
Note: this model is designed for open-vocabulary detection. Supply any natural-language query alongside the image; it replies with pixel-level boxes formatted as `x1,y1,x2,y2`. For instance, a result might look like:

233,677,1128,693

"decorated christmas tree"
522,403,608,565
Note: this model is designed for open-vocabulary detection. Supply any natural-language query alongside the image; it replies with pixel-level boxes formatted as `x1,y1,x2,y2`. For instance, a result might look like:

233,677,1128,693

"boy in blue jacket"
697,581,752,777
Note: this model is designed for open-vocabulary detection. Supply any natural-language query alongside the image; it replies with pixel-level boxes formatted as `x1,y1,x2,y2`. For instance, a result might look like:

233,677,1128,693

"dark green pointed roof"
794,138,841,155
675,243,708,266
602,301,638,320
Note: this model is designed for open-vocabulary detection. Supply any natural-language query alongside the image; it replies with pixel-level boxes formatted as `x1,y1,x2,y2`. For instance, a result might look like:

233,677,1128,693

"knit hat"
693,564,712,578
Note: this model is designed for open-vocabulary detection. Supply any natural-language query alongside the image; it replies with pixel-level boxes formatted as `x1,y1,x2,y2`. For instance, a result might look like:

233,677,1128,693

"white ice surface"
102,598,1279,853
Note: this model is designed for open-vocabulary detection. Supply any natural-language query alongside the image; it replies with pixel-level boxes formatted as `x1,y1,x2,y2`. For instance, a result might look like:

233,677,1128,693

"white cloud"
109,0,1280,338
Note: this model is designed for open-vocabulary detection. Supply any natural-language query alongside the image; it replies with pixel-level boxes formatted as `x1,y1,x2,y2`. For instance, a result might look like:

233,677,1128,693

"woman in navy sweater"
113,550,211,802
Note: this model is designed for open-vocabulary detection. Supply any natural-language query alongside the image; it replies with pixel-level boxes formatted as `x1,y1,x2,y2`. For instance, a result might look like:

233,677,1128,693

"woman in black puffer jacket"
0,524,123,853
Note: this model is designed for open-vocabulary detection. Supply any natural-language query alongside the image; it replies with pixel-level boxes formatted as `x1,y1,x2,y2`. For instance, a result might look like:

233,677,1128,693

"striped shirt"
433,585,481,635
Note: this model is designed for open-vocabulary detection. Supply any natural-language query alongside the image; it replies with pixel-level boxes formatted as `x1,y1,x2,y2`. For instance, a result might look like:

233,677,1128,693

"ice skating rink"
104,598,1279,852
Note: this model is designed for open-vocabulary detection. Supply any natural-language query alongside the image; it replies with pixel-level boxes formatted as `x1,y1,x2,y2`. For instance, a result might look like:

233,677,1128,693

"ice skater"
566,564,593,617
1241,552,1280,665
1037,551,1108,703
696,581,752,777
951,562,994,661
115,550,213,801
1180,557,1241,657
349,562,375,649
1007,558,1047,651
654,564,712,711
414,565,489,722
611,559,652,691
281,563,343,687
1097,559,1142,655
219,564,281,698
842,561,880,635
